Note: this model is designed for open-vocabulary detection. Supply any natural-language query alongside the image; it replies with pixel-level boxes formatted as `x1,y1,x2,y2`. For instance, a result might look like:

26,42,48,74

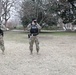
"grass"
4,31,76,43
4,31,28,43
51,32,76,36
40,31,76,36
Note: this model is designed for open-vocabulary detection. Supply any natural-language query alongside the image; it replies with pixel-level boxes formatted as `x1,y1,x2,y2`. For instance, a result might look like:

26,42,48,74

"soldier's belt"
32,33,38,36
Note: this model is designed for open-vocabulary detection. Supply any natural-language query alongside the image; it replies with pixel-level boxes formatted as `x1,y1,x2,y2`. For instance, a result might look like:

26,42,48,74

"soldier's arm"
0,29,4,36
27,24,31,31
2,30,3,36
37,23,41,30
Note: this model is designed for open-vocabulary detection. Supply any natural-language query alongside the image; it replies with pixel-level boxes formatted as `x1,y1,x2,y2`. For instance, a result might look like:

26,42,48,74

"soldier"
0,1,5,54
27,18,41,54
0,25,5,54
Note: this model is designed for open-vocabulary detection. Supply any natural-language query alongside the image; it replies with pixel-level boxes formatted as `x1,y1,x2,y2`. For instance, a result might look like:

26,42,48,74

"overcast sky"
9,0,23,24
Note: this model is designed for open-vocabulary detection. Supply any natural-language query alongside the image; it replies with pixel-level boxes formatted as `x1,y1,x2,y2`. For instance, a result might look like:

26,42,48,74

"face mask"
34,21,37,23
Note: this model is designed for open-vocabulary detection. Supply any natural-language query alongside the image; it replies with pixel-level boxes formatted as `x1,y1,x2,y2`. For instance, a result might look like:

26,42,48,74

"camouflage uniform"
0,3,5,54
27,21,41,54
0,29,5,54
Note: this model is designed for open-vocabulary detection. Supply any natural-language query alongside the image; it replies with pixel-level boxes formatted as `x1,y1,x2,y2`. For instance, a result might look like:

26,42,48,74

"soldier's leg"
29,36,34,54
35,36,39,53
0,38,5,54
1,45,5,54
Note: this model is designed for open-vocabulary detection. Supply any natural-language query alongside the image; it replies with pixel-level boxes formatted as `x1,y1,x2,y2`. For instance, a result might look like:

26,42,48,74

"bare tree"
1,0,15,26
0,0,2,25
19,0,58,28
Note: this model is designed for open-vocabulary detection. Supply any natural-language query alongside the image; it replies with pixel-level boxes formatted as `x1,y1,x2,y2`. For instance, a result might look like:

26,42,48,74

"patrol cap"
32,18,37,21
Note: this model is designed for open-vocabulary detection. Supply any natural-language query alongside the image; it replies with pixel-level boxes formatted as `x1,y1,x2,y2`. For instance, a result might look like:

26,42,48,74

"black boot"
37,49,39,54
30,49,33,54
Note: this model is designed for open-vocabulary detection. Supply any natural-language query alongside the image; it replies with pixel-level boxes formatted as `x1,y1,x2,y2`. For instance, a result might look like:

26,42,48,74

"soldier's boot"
2,51,4,55
30,49,33,54
1,46,5,55
36,49,39,54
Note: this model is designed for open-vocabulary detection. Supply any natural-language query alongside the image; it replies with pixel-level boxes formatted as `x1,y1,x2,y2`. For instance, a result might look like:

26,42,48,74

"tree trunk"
5,19,7,27
0,0,2,25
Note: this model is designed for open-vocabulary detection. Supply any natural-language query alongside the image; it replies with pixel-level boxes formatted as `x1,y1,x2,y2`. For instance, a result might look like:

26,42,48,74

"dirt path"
0,35,76,75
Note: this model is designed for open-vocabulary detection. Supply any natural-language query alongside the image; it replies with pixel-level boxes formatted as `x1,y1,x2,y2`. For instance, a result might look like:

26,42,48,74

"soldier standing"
27,18,41,54
0,1,5,54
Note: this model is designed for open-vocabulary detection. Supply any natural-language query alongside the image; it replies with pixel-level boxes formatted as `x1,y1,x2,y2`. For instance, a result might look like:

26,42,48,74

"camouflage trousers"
0,35,5,52
29,35,39,53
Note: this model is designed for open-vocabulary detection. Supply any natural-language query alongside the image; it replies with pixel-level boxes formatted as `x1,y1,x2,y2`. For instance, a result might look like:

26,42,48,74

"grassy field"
40,31,76,36
4,31,76,42
4,31,28,43
0,30,76,75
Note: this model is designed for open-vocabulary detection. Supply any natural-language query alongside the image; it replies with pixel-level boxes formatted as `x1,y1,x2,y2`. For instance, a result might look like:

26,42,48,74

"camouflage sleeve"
27,24,31,31
37,23,41,30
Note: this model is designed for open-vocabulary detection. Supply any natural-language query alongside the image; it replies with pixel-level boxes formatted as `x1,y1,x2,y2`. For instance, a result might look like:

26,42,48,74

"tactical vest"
30,25,38,35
